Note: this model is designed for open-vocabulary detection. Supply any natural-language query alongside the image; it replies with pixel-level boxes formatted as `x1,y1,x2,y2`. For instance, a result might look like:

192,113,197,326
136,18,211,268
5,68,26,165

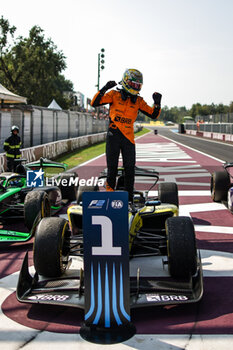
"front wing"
17,251,203,309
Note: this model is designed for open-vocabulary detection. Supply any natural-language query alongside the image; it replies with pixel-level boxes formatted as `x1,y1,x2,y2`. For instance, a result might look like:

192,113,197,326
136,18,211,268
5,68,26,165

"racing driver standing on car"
91,68,162,203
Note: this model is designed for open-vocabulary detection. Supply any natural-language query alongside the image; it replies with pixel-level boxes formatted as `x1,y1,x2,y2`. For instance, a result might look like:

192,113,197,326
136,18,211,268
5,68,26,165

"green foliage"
0,17,16,54
189,103,230,118
159,105,188,123
0,16,74,108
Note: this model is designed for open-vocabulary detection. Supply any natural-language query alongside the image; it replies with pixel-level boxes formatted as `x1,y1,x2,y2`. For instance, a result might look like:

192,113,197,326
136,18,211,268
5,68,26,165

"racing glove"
100,81,117,95
152,92,162,107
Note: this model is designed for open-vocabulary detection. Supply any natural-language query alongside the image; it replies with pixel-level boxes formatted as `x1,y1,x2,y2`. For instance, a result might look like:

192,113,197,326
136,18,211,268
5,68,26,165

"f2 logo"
91,216,122,256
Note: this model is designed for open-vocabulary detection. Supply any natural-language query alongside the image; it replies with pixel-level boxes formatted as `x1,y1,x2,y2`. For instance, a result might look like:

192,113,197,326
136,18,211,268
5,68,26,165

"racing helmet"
11,125,19,133
121,69,143,95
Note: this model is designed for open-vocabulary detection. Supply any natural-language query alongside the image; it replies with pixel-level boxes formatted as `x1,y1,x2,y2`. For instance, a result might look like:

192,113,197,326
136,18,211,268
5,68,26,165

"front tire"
24,190,51,230
33,217,70,277
211,170,230,202
59,172,78,201
158,182,179,207
166,216,197,279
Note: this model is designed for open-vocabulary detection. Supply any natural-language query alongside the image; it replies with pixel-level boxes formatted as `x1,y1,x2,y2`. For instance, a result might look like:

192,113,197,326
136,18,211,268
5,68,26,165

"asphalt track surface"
155,126,233,162
1,129,233,349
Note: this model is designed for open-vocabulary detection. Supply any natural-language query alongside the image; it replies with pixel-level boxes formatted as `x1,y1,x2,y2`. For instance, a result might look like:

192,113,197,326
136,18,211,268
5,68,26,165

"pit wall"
0,132,107,172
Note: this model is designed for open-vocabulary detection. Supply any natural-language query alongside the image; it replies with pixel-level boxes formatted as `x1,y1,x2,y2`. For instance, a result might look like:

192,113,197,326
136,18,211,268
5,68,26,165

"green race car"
0,157,78,243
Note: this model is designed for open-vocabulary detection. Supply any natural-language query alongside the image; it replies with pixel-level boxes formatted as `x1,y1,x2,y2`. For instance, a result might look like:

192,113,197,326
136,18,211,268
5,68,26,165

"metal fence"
195,112,233,123
0,106,108,153
185,123,233,134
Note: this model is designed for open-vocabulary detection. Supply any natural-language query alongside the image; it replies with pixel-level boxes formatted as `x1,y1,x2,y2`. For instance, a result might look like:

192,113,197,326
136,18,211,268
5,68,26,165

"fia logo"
26,169,44,187
111,200,123,209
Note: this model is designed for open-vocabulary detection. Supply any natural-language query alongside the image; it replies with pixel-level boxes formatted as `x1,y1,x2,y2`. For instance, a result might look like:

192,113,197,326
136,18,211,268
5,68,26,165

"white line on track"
161,134,225,163
179,202,226,215
150,190,211,196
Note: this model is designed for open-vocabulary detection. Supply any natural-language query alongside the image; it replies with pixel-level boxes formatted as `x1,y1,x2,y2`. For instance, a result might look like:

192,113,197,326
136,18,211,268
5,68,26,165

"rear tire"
211,170,230,202
33,217,70,277
158,182,179,207
59,172,78,201
166,216,197,279
76,184,99,204
24,190,51,230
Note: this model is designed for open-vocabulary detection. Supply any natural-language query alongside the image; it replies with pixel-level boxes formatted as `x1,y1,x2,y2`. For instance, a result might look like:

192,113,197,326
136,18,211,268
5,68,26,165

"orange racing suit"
91,89,161,144
91,89,161,201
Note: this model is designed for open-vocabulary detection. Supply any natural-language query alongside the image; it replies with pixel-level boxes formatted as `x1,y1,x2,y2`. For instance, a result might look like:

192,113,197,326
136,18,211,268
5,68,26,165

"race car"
0,157,78,243
211,162,233,212
17,167,203,339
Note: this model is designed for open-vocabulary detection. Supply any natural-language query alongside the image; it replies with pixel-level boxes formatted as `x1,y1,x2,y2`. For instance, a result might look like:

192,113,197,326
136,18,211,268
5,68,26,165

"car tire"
76,184,99,204
59,172,78,201
166,216,197,279
158,182,179,207
24,190,51,230
33,217,70,277
211,170,230,202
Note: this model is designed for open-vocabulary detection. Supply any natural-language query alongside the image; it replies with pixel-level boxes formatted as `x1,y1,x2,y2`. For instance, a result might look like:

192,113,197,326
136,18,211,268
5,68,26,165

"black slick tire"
211,170,230,202
33,217,70,277
24,190,51,230
59,173,78,201
166,216,197,279
158,182,179,207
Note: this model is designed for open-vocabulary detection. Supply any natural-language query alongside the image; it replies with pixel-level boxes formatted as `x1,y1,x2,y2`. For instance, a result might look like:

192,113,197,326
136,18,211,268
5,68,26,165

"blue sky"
1,0,233,108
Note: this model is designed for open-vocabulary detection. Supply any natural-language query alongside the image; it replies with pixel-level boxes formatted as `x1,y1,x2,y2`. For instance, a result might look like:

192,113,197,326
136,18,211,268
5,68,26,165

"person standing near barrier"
91,68,162,202
3,125,22,172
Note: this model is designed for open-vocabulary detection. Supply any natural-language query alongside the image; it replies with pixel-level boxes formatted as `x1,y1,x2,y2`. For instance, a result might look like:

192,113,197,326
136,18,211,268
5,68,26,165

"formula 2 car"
17,167,203,340
211,162,233,212
0,157,78,243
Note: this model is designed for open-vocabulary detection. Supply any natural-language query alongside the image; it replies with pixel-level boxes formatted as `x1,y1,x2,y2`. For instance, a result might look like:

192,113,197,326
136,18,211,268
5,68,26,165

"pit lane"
1,130,233,350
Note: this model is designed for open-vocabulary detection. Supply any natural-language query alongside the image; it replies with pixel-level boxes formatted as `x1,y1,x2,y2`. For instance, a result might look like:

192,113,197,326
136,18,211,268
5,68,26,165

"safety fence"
0,105,108,153
194,112,233,124
185,123,233,134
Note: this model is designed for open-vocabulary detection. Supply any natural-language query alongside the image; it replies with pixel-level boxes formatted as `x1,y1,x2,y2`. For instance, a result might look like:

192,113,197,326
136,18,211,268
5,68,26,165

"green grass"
55,128,151,169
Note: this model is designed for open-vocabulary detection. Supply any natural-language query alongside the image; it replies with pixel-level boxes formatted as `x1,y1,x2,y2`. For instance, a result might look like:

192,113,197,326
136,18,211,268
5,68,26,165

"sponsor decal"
111,200,123,209
146,294,189,302
26,169,44,187
4,231,20,236
0,155,5,172
21,148,36,162
27,294,69,301
114,116,132,124
88,199,105,209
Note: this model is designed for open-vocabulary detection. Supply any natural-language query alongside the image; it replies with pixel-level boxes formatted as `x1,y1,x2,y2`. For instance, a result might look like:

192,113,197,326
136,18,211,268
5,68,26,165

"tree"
0,17,74,108
229,102,233,113
159,105,188,123
0,16,17,88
